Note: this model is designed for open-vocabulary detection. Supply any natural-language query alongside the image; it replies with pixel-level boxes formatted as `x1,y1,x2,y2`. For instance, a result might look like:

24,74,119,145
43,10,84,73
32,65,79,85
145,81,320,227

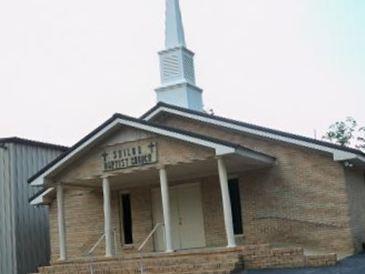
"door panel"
177,184,206,249
170,190,181,250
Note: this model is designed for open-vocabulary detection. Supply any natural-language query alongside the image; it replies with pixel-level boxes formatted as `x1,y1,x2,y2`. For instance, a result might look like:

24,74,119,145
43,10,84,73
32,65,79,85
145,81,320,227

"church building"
29,1,365,273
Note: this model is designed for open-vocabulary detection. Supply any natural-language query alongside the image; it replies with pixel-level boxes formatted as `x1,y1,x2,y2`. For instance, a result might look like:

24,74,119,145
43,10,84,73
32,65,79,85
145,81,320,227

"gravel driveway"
245,253,365,274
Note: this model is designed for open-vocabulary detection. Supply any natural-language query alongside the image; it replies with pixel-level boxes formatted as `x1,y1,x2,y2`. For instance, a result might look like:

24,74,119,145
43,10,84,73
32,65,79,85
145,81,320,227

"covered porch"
28,113,277,263
54,152,275,261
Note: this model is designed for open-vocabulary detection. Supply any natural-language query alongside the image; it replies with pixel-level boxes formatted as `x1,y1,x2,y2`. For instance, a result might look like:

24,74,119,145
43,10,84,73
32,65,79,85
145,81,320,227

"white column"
217,157,236,248
102,176,113,257
159,167,173,252
57,183,67,261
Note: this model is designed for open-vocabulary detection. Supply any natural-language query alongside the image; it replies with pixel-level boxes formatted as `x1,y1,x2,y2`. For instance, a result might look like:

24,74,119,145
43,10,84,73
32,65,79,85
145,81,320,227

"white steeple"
165,0,186,48
155,0,204,111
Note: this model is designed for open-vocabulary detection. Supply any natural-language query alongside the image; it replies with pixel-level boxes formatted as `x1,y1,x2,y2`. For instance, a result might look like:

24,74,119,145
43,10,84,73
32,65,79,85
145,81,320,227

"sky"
0,0,364,146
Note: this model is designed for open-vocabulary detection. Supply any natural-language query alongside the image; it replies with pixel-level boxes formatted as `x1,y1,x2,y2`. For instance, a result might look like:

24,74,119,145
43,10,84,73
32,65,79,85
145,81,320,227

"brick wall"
201,177,226,247
49,186,156,262
345,169,365,252
154,114,357,255
47,114,362,263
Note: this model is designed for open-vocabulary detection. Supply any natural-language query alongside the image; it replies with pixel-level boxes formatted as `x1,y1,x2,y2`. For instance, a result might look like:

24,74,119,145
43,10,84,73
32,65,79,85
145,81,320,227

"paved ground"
245,253,365,274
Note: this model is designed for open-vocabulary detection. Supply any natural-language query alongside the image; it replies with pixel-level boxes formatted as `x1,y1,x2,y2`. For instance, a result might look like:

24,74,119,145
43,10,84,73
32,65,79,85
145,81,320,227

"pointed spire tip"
165,0,186,49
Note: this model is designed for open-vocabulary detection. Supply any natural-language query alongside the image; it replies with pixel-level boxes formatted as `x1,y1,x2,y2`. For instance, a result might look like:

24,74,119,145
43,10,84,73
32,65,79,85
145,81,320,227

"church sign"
102,142,158,172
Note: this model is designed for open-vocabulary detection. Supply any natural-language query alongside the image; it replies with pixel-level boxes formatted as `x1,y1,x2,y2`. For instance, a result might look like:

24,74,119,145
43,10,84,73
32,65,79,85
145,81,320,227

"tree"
323,117,358,146
356,127,365,151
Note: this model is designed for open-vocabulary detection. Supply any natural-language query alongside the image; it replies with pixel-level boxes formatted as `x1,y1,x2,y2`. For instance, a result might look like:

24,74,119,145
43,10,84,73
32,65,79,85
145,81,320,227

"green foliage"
357,127,365,150
323,117,358,146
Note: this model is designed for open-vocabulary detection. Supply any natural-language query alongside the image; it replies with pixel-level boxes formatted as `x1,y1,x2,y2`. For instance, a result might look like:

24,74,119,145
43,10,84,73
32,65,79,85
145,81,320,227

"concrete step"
38,244,337,274
39,261,242,272
40,261,242,273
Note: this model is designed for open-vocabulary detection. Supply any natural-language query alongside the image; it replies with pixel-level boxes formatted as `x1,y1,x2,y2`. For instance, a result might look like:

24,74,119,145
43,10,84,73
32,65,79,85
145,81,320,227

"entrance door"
152,183,206,251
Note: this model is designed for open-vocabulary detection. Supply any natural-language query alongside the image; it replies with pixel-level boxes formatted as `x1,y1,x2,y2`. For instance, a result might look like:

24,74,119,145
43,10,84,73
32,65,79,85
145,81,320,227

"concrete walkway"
246,253,365,274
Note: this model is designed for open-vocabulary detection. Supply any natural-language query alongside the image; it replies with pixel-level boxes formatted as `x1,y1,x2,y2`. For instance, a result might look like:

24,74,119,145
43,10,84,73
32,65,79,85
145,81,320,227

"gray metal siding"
0,144,16,274
11,143,62,274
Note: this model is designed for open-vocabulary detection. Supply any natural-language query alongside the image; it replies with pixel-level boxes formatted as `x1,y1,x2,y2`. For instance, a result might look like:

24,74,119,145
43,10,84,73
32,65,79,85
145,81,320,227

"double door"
152,183,206,251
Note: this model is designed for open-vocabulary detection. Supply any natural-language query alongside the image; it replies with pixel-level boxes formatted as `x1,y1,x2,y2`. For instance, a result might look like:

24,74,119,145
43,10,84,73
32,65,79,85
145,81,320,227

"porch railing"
87,233,105,256
138,223,163,274
86,229,118,274
85,225,162,274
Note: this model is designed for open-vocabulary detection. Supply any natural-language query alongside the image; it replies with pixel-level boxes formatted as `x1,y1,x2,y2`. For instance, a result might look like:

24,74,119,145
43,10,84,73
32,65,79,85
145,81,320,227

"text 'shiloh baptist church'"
29,1,365,273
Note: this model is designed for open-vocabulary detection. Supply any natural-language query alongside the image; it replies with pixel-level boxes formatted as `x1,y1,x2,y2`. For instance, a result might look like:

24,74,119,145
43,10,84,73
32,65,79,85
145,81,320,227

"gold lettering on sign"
102,142,158,172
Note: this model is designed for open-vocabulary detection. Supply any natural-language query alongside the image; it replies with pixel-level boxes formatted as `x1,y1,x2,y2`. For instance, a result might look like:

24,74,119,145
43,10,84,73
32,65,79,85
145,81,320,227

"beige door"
152,183,206,251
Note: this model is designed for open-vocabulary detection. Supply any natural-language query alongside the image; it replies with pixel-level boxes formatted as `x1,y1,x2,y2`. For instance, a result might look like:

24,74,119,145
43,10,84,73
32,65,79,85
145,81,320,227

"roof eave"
29,187,55,206
0,137,68,151
142,103,365,161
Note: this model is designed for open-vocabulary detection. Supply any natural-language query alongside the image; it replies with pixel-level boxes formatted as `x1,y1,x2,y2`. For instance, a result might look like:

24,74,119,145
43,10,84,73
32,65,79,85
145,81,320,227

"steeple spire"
155,0,204,111
165,0,186,49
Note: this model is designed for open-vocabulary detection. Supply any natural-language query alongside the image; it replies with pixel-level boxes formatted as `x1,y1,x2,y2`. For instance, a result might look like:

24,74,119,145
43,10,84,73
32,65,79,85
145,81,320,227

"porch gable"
29,114,275,205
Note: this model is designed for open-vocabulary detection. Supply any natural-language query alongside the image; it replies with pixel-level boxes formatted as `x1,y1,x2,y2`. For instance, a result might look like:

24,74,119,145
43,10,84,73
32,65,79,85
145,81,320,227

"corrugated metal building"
0,138,67,274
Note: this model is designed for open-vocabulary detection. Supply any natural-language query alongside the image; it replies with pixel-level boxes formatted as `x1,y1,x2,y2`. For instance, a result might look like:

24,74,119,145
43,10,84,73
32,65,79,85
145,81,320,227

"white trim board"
30,187,55,206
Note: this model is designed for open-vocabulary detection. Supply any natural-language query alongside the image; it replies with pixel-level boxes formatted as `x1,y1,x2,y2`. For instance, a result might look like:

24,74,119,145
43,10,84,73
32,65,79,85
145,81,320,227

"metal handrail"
138,223,163,252
86,229,118,257
138,223,163,274
87,233,106,256
85,225,161,274
86,230,117,274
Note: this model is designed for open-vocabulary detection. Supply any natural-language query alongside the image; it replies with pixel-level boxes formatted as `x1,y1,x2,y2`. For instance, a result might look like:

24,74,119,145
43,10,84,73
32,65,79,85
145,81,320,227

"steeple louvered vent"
182,52,195,84
161,53,181,83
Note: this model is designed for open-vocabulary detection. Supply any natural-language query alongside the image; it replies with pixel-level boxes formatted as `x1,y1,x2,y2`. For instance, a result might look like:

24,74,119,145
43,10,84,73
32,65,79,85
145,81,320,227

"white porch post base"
102,176,114,257
57,183,67,261
217,157,236,248
159,167,174,252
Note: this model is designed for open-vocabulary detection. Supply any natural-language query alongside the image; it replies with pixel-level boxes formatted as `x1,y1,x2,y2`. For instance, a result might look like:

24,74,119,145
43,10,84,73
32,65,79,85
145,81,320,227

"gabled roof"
0,137,68,151
28,112,275,186
141,102,365,161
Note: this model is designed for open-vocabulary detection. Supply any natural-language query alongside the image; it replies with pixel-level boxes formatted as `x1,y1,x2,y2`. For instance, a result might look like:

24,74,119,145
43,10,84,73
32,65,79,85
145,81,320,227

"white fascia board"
30,187,55,206
31,177,45,187
333,152,365,166
144,107,362,161
216,146,236,156
235,148,275,165
30,118,236,186
333,151,358,161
